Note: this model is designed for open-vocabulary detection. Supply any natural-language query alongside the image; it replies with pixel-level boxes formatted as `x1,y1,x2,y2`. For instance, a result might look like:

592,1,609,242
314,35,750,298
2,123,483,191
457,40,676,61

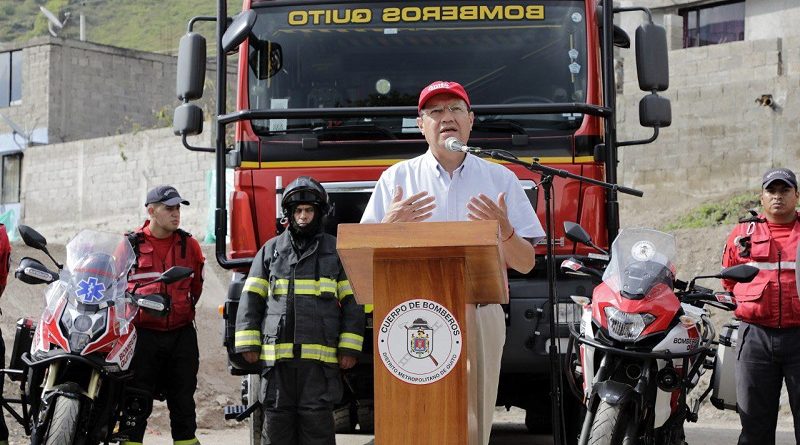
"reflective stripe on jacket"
234,230,364,367
127,220,205,331
722,213,800,328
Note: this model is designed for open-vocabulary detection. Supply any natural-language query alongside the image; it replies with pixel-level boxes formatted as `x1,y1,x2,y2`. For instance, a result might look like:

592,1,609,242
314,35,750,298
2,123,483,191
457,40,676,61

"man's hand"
381,185,436,223
466,193,513,239
241,351,260,364
339,354,358,370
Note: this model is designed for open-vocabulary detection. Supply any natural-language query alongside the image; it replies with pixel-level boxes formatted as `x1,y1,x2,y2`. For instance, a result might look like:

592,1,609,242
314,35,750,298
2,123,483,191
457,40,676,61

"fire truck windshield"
246,1,588,140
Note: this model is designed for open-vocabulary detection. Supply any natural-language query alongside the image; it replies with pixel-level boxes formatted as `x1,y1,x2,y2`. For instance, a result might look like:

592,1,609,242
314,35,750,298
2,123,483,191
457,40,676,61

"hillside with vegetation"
1,0,216,54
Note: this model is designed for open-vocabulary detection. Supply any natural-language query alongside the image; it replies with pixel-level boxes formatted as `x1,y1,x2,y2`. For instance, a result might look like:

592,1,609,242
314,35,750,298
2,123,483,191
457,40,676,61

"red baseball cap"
418,81,471,112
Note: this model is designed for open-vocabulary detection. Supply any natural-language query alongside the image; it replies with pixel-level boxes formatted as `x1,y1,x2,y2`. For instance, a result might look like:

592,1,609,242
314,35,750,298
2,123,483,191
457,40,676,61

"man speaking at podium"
361,80,545,444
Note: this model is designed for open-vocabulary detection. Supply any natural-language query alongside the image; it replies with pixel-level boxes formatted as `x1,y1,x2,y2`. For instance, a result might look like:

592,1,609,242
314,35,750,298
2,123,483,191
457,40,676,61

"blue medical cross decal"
76,277,106,303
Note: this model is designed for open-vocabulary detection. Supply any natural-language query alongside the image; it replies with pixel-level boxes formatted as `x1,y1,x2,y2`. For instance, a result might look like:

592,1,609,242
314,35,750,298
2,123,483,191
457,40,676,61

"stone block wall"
616,36,800,225
20,126,214,243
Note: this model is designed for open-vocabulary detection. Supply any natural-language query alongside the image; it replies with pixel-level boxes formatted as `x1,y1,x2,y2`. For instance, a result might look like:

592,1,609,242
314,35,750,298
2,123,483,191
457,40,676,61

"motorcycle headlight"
604,307,656,341
69,333,91,352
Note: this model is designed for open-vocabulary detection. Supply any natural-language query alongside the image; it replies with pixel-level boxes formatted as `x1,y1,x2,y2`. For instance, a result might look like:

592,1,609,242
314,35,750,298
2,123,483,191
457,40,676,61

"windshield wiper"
260,122,398,140
311,123,397,140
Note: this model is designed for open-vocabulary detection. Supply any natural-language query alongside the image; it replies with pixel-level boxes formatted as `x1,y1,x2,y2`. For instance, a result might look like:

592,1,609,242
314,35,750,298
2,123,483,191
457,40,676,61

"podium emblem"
378,299,462,385
408,318,434,360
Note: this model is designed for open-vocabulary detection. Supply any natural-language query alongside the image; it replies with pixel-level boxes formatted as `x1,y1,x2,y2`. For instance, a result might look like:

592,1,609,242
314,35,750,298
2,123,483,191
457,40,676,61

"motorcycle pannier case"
711,319,739,411
8,318,36,381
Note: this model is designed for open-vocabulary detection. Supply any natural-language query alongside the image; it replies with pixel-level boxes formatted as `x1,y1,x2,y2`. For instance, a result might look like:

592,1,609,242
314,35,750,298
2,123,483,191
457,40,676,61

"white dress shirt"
360,150,545,241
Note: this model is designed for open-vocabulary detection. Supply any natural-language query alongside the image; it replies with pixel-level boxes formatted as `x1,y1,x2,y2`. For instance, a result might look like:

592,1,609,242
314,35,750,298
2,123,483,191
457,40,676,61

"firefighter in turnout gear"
235,176,364,445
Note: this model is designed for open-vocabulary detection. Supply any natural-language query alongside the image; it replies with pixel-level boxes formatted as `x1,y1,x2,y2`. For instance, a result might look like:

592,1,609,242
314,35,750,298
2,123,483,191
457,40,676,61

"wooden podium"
337,220,508,445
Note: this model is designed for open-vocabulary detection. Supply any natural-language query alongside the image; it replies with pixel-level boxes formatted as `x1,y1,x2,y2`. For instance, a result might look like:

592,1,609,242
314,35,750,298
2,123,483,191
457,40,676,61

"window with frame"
0,50,22,108
1,153,21,204
680,1,745,48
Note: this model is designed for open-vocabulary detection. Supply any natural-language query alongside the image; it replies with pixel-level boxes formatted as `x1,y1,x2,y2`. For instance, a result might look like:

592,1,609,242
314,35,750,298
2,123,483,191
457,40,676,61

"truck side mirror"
639,93,672,128
176,32,207,101
222,10,256,53
249,40,283,80
635,23,669,92
173,103,204,136
613,25,631,49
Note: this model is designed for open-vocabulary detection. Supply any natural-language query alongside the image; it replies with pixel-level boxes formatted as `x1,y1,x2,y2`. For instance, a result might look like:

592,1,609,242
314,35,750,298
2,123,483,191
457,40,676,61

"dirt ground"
0,223,794,443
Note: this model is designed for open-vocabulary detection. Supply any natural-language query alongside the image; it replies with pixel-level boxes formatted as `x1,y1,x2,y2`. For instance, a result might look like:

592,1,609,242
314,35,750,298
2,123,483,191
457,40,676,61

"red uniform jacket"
722,212,800,328
0,225,10,295
127,221,205,331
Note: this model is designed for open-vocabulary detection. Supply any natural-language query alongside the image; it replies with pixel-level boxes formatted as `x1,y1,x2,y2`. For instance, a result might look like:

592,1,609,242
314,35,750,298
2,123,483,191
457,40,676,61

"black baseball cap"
145,185,190,207
762,168,797,189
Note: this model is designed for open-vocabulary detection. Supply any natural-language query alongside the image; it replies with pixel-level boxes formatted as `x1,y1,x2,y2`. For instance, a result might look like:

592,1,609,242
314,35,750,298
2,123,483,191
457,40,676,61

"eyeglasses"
421,104,469,119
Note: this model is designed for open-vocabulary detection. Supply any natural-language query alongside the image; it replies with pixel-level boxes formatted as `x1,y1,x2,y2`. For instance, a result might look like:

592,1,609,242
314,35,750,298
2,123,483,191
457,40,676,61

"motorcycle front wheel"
588,400,635,445
42,395,80,445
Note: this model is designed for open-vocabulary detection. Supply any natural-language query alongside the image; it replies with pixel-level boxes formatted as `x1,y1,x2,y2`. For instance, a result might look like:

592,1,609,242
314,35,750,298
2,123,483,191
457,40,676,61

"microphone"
444,137,482,154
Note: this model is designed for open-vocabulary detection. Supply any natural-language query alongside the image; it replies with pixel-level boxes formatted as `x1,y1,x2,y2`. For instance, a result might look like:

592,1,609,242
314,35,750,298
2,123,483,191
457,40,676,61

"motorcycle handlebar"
679,289,736,311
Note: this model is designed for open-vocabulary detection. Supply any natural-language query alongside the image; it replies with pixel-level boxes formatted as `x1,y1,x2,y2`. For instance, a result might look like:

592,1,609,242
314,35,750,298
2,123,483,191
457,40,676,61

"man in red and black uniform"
722,167,800,445
123,185,205,445
0,224,10,445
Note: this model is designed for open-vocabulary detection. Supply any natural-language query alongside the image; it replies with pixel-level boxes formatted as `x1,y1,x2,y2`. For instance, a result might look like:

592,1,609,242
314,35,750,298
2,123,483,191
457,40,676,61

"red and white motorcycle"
13,225,189,445
560,223,756,445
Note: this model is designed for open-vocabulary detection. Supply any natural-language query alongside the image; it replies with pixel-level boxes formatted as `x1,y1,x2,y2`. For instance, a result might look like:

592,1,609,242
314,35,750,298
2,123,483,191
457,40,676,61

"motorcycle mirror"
564,221,591,245
15,257,59,285
18,225,48,250
717,264,759,283
17,225,63,270
564,221,609,256
159,266,194,284
131,266,193,295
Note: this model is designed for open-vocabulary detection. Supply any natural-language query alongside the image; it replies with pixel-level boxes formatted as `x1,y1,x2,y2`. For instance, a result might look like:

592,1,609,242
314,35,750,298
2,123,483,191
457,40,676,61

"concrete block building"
616,0,800,223
0,37,223,236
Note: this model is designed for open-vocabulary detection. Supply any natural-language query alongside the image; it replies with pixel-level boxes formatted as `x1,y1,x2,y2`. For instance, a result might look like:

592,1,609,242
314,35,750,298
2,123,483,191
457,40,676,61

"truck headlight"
604,307,656,341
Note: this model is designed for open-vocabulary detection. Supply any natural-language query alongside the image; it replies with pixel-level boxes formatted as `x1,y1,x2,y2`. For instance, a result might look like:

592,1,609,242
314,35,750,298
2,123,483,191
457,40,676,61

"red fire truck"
173,1,670,442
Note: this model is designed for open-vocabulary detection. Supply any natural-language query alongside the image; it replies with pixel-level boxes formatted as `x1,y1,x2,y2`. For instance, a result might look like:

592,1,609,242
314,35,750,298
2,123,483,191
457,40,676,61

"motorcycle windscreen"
603,228,677,296
61,229,136,306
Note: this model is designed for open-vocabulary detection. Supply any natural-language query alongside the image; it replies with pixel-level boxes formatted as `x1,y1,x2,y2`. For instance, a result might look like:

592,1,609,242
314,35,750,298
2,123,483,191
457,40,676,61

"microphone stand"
474,148,642,445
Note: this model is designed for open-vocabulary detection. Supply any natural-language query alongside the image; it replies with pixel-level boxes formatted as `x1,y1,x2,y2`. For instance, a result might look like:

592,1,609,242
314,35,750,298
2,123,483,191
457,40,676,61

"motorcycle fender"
33,382,85,443
594,380,635,406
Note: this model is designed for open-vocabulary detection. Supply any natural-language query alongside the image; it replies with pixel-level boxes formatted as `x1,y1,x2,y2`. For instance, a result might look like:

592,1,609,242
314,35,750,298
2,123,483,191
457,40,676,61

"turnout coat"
234,230,364,367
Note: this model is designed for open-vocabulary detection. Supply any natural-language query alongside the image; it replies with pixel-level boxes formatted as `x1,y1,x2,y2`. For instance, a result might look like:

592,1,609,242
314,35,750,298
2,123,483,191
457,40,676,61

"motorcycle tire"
42,395,80,445
588,401,633,445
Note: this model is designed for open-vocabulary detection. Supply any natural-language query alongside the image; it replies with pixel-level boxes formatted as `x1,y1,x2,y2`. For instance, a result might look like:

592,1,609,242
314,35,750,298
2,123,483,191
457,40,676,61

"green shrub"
662,193,761,230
